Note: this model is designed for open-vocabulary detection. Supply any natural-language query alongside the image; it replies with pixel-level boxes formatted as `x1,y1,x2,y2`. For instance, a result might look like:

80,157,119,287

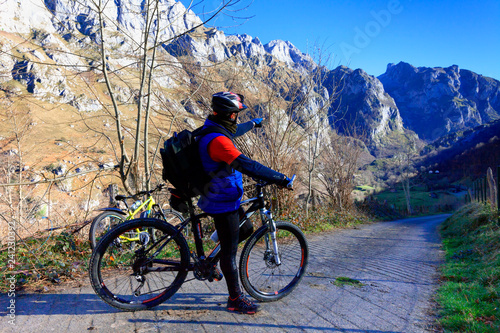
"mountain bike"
89,176,309,311
88,184,184,249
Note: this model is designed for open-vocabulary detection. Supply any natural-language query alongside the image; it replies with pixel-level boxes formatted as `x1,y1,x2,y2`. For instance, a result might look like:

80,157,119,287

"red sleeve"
207,136,242,164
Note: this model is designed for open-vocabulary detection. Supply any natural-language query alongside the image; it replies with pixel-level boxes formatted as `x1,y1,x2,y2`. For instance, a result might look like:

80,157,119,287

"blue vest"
197,122,243,214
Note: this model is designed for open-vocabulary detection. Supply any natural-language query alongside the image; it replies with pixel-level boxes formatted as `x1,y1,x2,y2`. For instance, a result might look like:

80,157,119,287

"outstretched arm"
207,136,289,186
230,154,289,186
234,118,264,137
234,121,254,137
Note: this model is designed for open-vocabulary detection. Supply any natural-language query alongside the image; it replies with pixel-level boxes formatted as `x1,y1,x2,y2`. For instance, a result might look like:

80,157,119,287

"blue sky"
183,0,500,80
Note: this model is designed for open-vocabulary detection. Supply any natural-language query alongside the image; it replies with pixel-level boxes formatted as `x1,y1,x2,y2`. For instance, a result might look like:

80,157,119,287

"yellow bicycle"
89,184,184,249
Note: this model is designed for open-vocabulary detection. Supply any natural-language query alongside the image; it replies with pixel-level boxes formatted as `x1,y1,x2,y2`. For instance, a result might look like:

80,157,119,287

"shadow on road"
10,292,227,315
8,291,406,332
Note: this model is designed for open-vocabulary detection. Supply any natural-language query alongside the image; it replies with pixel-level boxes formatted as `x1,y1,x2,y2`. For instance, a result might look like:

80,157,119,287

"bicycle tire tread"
89,218,190,311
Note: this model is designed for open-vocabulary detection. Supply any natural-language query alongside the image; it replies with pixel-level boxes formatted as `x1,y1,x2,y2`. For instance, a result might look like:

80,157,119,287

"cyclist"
198,91,292,314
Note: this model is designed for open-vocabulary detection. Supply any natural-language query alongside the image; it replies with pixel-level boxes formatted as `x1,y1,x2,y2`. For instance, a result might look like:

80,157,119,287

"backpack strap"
193,125,233,142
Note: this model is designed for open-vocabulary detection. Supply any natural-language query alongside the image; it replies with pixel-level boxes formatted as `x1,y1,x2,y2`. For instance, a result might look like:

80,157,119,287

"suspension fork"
260,208,281,266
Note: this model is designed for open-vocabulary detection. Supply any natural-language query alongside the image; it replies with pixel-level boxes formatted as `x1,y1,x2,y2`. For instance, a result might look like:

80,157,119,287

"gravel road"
1,214,447,333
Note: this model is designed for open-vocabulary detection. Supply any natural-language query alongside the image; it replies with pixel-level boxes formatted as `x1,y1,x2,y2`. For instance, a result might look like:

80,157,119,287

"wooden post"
472,181,475,202
474,180,477,202
108,184,118,206
497,166,500,224
479,178,484,203
475,179,478,202
483,177,488,203
497,166,500,210
476,179,481,202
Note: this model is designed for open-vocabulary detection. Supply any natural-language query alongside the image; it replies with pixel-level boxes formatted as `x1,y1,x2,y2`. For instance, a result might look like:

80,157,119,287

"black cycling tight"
212,209,241,299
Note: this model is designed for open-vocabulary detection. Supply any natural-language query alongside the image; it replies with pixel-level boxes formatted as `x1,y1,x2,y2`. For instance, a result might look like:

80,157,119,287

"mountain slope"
324,66,419,157
420,119,500,180
379,62,500,141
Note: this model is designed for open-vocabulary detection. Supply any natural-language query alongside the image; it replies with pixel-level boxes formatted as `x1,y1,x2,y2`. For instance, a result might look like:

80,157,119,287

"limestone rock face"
264,40,314,69
324,66,405,152
379,62,500,141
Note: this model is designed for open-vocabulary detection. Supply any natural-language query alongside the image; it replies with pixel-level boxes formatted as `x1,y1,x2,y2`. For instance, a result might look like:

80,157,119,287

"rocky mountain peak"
379,62,500,141
1,0,202,45
2,0,56,34
264,40,314,69
324,66,405,156
2,1,499,161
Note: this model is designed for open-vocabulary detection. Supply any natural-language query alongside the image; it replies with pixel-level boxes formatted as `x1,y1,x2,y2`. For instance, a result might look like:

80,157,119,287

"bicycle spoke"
90,218,189,310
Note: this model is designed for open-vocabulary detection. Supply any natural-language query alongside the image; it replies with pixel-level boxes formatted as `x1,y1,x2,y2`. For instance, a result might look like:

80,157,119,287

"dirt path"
1,214,447,333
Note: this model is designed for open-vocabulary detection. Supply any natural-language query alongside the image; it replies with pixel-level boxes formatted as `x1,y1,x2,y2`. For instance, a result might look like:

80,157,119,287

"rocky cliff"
324,66,405,152
0,0,316,101
379,62,500,141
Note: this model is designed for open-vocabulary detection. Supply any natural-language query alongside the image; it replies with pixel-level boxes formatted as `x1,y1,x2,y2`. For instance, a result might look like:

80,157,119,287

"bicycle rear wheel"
155,208,185,227
152,208,185,241
239,221,308,302
89,218,189,311
89,211,125,249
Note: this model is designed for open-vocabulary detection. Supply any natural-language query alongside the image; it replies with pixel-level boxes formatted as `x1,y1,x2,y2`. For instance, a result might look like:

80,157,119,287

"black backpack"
160,126,232,198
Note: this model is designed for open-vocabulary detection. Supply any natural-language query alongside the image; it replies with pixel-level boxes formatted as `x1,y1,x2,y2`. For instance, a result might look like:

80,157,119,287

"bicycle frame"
144,183,280,272
117,185,170,243
118,197,156,243
127,196,156,219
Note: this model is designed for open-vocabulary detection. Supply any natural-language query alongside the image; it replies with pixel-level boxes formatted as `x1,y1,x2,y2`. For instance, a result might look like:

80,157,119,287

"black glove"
252,118,264,128
278,176,293,188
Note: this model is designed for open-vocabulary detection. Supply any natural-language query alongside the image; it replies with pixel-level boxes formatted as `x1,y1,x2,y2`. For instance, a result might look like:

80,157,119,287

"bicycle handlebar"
256,174,296,189
134,184,165,197
115,184,165,202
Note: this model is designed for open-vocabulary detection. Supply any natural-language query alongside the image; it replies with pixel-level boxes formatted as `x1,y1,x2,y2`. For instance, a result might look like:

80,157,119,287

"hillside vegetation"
437,203,500,332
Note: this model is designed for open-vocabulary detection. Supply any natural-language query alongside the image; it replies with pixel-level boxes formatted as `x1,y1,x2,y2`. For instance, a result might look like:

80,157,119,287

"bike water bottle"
131,200,141,211
210,230,219,242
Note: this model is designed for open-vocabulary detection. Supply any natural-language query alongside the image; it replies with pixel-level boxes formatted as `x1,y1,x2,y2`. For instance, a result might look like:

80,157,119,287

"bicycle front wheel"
89,211,125,249
89,218,189,311
239,221,308,302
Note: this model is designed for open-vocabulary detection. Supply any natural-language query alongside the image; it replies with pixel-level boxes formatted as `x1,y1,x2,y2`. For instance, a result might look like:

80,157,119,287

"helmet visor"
236,94,248,111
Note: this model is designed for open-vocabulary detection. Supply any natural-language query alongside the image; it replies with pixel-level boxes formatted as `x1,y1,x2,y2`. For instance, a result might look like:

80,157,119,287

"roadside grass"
0,231,91,293
373,187,461,215
281,205,372,234
437,202,500,332
332,276,364,287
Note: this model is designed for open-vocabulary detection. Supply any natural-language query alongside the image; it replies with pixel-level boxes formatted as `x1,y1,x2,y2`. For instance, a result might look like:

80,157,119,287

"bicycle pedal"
209,267,223,282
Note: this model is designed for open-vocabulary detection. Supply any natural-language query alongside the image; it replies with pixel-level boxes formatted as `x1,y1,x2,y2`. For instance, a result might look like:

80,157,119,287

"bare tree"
302,49,345,216
393,136,419,215
91,0,249,192
0,105,32,229
318,129,365,211
303,85,334,215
